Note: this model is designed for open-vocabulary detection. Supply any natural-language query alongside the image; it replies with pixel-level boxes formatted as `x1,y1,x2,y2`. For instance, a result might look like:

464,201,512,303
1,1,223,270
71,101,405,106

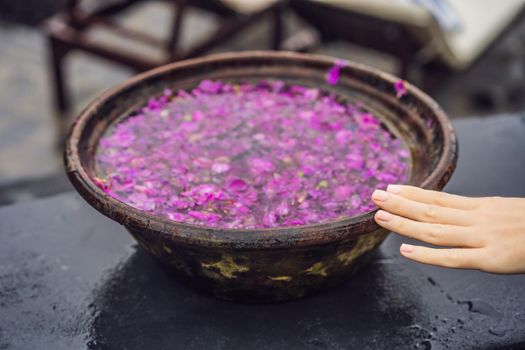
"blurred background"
1,0,525,205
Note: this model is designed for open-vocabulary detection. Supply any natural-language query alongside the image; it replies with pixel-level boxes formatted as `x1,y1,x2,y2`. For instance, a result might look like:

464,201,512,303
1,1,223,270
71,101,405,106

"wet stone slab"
1,116,525,350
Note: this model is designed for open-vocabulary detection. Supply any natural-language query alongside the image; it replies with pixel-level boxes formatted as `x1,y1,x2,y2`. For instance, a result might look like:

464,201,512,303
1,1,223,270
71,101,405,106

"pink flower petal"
228,178,248,192
325,60,347,86
394,79,407,98
334,185,353,201
249,158,275,173
188,211,222,223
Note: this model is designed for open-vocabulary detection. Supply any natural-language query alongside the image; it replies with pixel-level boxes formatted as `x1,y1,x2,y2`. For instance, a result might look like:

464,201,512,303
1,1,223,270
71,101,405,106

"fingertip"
387,184,403,194
372,189,390,202
400,243,415,254
375,210,393,222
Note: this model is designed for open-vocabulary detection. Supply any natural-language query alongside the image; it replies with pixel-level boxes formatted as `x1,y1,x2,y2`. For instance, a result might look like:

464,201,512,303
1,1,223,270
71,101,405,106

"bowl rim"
64,50,457,249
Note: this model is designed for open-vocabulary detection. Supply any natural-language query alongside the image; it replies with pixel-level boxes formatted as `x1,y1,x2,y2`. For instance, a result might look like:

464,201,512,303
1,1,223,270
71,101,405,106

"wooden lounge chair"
292,0,525,88
43,0,286,114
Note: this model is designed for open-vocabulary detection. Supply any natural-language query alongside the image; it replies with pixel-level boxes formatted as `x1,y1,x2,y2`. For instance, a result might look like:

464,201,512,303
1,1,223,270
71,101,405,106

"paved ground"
1,2,525,205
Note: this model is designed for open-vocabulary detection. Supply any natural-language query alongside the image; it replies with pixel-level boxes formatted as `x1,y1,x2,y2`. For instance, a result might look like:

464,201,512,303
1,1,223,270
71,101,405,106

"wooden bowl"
64,51,457,302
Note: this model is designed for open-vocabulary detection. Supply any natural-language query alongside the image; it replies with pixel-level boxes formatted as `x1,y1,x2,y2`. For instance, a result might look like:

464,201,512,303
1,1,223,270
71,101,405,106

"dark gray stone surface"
1,116,525,350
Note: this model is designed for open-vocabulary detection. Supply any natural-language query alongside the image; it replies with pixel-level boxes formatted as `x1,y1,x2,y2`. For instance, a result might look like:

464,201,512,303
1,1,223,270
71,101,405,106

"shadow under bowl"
64,51,457,303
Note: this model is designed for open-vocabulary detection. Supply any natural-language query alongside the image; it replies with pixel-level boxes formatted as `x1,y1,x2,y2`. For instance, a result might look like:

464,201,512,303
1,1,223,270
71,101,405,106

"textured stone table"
1,116,525,350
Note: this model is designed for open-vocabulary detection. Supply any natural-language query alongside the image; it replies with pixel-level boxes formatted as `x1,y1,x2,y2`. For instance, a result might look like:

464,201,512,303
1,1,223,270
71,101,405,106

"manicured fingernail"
375,210,393,221
387,184,402,194
400,244,415,254
372,190,390,201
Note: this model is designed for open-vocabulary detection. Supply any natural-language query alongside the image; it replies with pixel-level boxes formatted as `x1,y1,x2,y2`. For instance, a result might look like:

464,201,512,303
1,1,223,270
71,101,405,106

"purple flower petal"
325,60,347,86
228,178,248,192
197,80,223,94
394,79,407,98
334,185,353,201
249,158,275,173
275,202,290,217
326,66,340,85
188,211,222,223
168,212,186,222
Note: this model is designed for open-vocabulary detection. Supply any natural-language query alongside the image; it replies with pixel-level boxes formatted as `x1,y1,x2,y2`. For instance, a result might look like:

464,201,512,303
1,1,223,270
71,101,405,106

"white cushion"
442,0,525,68
308,0,525,69
310,0,431,27
221,0,279,14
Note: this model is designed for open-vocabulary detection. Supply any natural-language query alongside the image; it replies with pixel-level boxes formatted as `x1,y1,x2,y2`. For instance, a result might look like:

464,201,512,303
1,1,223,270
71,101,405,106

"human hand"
371,185,525,274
